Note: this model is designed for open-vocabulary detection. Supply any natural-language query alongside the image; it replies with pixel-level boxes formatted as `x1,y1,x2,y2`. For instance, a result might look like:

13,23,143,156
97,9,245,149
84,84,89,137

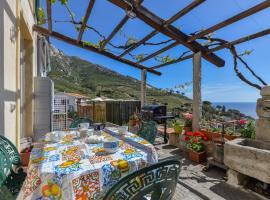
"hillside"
48,46,190,110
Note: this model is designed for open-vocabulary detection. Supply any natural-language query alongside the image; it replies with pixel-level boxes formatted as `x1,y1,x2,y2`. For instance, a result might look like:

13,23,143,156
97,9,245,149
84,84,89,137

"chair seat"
0,135,26,197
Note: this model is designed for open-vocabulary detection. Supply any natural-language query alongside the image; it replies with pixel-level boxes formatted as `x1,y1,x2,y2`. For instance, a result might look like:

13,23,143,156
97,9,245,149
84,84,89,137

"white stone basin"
224,138,270,184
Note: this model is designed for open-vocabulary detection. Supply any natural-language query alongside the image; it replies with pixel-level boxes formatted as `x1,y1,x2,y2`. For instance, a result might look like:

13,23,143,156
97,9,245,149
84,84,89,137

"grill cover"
141,105,167,124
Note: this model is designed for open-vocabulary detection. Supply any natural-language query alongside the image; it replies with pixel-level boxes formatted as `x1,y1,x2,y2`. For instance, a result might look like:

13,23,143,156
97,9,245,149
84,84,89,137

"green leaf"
59,0,68,5
38,7,46,25
135,54,145,61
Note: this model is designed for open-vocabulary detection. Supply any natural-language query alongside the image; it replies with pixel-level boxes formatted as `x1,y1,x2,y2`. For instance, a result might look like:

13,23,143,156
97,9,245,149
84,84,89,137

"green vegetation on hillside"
48,49,253,120
48,50,190,110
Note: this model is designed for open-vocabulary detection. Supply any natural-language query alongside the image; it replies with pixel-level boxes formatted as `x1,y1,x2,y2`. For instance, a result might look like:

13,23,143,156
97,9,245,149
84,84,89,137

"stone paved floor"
154,137,268,200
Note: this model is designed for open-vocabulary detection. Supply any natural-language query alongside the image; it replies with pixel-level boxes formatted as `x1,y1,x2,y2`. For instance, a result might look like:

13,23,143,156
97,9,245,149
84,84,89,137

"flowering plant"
184,131,208,152
183,113,192,128
238,119,248,125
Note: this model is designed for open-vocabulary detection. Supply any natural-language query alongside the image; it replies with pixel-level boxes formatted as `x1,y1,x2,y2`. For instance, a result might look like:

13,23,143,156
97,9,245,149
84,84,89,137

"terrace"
1,0,270,200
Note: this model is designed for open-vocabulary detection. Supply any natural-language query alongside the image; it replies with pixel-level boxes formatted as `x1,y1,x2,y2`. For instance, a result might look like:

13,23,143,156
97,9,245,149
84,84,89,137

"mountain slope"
48,47,190,110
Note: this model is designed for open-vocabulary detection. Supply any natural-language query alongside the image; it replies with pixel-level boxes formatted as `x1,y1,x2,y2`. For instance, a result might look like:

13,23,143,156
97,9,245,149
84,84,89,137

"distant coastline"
212,102,257,119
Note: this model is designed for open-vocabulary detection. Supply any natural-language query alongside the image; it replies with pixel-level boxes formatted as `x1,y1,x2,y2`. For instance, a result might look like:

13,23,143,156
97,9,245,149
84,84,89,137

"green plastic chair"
69,117,92,128
0,135,26,198
103,159,181,200
137,121,158,144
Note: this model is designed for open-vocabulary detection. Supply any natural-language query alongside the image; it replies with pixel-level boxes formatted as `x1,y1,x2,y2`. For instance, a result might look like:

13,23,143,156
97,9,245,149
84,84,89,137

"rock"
261,86,270,97
256,118,270,141
256,98,270,118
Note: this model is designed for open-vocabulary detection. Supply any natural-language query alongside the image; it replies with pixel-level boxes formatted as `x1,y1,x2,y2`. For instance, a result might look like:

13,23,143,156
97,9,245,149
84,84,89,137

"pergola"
33,0,270,131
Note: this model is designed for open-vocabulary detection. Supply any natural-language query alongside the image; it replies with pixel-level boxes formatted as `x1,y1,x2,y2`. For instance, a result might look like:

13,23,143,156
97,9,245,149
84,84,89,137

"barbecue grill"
141,104,174,143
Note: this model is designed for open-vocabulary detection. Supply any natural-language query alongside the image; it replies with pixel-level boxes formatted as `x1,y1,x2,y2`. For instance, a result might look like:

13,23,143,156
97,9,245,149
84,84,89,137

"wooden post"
141,69,147,107
192,52,202,132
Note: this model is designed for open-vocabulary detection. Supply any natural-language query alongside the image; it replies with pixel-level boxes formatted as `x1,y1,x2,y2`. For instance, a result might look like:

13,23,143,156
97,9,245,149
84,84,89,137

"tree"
222,105,226,113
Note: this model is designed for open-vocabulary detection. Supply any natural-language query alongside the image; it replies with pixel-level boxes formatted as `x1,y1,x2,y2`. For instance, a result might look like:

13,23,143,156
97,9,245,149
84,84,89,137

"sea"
212,102,257,119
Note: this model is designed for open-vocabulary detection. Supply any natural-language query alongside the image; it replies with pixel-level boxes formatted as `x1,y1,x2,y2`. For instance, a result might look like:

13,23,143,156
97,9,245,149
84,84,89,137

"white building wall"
0,0,39,147
0,0,18,144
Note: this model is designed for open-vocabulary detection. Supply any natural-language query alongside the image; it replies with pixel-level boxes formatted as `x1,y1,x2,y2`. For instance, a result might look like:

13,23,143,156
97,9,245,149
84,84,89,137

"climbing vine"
37,1,267,90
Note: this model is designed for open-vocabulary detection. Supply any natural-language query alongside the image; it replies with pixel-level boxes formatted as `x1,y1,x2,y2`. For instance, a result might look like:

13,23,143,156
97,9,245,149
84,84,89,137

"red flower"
239,119,248,125
193,138,198,143
203,136,208,141
184,136,190,141
185,131,193,136
193,131,203,137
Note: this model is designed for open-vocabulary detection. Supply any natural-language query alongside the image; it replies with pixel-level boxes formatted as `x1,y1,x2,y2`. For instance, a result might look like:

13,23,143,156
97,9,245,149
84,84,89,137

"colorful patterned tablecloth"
17,128,158,200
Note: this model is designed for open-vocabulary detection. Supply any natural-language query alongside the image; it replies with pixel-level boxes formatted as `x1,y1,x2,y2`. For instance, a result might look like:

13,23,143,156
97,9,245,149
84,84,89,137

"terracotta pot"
201,140,214,157
200,129,240,141
129,120,137,127
188,150,206,163
20,152,31,166
178,134,188,153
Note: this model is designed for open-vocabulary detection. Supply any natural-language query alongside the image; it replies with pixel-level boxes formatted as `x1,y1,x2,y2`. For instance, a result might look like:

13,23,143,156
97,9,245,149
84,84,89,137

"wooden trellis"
34,0,270,131
34,0,270,75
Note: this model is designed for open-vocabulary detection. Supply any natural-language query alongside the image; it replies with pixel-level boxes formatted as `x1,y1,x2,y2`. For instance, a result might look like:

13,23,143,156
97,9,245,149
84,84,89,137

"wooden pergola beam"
46,0,52,32
189,0,270,42
99,15,129,51
119,0,205,58
109,0,225,67
209,28,270,52
137,41,178,63
165,0,205,25
152,28,270,69
33,25,161,76
77,0,95,42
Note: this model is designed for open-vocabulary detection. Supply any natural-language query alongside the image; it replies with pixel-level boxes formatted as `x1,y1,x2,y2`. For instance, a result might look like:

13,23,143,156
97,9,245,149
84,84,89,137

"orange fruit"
118,160,129,172
42,185,51,197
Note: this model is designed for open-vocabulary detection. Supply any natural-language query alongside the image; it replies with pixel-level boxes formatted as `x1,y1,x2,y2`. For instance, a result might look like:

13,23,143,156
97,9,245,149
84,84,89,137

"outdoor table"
17,128,158,200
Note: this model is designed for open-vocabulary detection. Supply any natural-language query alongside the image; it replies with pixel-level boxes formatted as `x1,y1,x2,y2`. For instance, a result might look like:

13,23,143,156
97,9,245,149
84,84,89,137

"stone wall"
256,86,270,142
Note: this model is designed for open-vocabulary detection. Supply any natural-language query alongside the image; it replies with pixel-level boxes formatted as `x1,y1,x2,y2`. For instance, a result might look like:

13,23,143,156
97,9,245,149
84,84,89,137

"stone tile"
154,136,267,200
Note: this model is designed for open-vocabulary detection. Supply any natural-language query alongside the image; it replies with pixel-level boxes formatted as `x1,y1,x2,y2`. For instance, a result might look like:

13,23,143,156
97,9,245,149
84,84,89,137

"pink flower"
183,113,192,119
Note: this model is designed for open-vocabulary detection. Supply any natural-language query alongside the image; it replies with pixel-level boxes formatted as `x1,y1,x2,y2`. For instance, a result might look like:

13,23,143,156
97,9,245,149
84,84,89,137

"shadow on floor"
177,179,211,200
210,182,264,200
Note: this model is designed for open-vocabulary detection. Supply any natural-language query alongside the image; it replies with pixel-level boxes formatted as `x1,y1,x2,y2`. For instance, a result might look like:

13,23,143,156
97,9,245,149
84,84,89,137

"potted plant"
172,120,184,134
183,113,192,132
185,131,208,163
20,146,33,166
129,113,140,126
169,120,184,147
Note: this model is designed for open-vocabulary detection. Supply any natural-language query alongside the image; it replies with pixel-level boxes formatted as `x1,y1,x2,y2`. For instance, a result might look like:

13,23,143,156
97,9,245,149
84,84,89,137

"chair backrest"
103,159,181,200
0,135,21,187
137,121,157,144
69,117,92,128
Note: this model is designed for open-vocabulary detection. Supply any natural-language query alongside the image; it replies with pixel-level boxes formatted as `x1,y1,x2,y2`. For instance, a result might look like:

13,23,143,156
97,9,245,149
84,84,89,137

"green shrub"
240,121,256,139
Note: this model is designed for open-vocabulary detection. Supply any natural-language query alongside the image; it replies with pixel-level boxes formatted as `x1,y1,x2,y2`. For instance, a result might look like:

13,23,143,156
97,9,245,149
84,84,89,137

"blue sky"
46,0,270,102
